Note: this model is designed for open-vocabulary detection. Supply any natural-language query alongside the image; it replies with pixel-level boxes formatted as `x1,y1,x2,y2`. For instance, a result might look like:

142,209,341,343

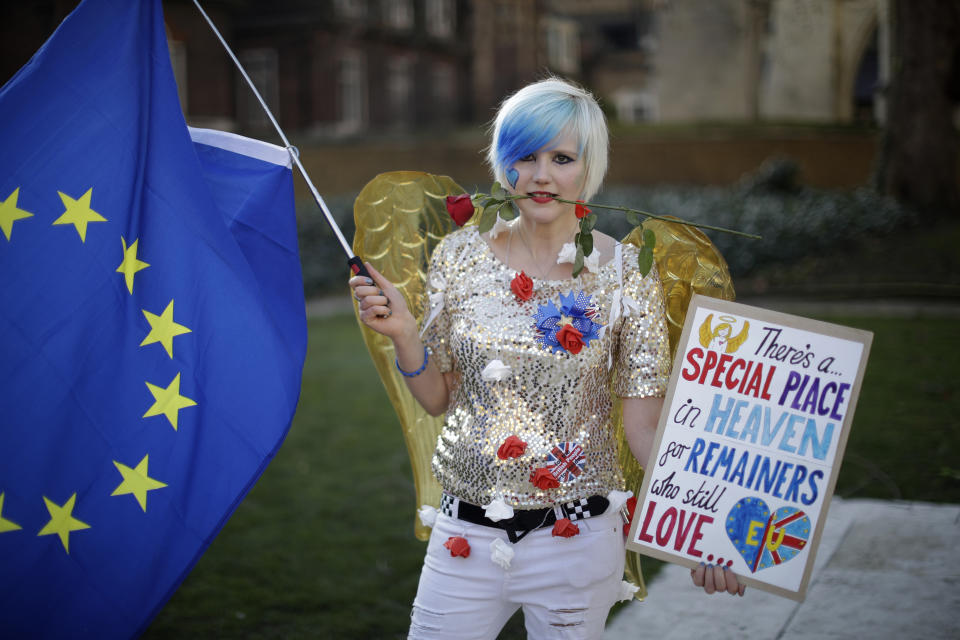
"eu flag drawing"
0,0,307,637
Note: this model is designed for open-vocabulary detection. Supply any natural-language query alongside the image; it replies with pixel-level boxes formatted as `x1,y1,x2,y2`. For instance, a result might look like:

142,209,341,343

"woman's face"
507,130,585,228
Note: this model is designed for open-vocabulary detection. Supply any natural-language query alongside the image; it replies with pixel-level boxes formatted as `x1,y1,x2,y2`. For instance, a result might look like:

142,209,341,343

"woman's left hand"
690,564,746,597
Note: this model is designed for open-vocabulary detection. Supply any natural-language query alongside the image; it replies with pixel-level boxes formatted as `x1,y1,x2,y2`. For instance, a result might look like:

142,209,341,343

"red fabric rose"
623,496,638,539
510,271,534,301
530,467,560,490
443,536,471,558
556,323,584,354
445,194,474,226
575,201,591,219
497,435,528,460
552,517,580,538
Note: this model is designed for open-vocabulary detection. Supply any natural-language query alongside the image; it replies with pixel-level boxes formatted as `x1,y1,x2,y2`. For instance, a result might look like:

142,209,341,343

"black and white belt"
440,493,609,543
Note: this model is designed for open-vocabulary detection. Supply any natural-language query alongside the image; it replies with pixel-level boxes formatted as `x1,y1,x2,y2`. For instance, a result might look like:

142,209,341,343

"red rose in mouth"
556,323,584,354
552,517,580,538
510,271,534,301
575,201,591,219
443,536,471,558
445,194,475,226
530,467,560,490
497,435,528,460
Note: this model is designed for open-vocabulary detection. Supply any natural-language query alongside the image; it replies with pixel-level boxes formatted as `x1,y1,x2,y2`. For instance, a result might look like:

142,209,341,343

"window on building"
382,0,414,30
237,48,278,131
425,0,455,39
543,17,579,75
613,89,658,123
166,32,188,116
387,56,412,128
338,50,367,135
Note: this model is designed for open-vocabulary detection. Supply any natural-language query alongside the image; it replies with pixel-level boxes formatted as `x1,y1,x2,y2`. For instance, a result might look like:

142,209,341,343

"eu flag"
0,0,307,637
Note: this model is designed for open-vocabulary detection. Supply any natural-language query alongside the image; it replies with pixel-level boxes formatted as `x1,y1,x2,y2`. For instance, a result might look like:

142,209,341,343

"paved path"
604,498,960,640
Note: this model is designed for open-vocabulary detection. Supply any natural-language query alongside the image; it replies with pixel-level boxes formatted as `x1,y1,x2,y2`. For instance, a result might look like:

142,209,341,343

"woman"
350,77,743,639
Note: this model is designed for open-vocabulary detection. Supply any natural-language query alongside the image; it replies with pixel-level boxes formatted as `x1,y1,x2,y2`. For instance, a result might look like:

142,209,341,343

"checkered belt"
440,493,609,543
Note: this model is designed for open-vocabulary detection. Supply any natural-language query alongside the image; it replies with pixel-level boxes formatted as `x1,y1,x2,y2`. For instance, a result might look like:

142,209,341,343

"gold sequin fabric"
422,226,670,509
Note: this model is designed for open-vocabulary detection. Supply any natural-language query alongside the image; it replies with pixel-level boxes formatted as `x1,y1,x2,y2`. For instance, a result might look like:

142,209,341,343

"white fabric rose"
419,274,448,336
482,496,515,522
489,537,515,570
618,579,641,602
487,215,513,240
481,359,512,382
417,505,438,528
556,242,601,273
606,489,633,513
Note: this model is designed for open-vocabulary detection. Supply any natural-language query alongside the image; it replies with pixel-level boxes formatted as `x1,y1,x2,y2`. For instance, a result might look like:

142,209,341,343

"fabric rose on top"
575,201,591,219
497,435,527,460
445,194,474,226
530,467,560,490
532,291,603,355
510,271,534,301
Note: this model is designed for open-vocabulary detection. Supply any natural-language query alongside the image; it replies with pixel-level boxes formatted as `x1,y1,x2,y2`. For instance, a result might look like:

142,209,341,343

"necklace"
515,224,558,281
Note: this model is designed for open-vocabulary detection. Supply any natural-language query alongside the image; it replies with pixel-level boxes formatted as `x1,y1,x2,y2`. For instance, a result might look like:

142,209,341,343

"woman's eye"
518,154,535,162
554,154,574,164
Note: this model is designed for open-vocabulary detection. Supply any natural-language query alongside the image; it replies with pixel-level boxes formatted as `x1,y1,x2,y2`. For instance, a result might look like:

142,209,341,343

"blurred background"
4,0,958,299
2,2,958,638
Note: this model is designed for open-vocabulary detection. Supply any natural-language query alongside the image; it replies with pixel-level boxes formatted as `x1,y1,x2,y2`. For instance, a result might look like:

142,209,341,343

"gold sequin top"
422,226,670,508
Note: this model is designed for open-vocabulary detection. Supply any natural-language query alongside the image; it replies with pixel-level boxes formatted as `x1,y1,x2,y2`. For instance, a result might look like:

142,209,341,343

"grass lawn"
143,309,959,639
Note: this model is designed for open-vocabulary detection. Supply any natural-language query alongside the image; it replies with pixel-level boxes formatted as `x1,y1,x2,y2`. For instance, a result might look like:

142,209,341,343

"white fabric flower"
481,359,512,382
556,242,601,272
618,580,641,602
556,242,577,266
417,505,438,528
606,489,633,514
482,496,515,522
489,538,515,570
487,215,513,240
609,289,642,326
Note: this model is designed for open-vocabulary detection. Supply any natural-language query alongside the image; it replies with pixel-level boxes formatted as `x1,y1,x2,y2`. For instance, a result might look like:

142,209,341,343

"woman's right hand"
348,262,418,341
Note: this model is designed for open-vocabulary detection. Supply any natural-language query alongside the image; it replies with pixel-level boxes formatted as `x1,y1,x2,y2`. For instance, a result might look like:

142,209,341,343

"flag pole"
191,0,370,278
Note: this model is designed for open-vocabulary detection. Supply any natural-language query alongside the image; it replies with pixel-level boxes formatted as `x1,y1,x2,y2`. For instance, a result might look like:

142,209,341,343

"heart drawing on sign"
725,497,811,573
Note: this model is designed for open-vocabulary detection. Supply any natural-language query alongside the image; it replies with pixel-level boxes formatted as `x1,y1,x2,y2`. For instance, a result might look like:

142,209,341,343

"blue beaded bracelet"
396,346,429,377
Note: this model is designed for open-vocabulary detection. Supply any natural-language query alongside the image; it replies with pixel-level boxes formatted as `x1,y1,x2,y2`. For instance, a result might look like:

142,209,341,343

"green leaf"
637,245,654,276
498,204,517,220
478,206,498,233
573,246,585,277
626,211,643,227
643,228,657,251
580,213,597,232
579,231,594,257
492,182,505,199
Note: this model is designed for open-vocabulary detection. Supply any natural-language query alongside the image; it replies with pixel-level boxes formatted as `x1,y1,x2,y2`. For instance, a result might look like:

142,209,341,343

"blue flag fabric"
0,0,307,637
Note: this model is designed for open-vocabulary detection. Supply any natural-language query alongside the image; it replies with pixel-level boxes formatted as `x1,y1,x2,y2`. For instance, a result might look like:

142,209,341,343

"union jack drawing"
545,442,585,483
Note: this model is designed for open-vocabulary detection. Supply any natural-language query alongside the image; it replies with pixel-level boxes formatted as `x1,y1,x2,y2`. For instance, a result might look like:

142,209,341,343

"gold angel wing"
726,320,750,353
699,313,715,349
617,217,736,598
352,171,465,541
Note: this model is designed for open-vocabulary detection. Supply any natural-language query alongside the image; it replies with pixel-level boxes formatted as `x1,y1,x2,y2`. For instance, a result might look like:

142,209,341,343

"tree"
875,0,960,218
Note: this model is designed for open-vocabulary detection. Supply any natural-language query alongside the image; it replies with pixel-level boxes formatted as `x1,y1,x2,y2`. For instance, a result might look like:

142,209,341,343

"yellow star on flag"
111,455,167,511
0,187,33,241
140,300,191,358
0,493,22,533
37,493,90,553
117,236,150,294
52,188,106,242
144,372,197,430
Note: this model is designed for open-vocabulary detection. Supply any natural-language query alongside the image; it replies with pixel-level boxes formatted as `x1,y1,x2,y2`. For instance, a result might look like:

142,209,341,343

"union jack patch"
545,442,585,483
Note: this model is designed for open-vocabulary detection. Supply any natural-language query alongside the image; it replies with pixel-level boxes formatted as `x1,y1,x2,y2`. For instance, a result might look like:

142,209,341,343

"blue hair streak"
495,98,582,177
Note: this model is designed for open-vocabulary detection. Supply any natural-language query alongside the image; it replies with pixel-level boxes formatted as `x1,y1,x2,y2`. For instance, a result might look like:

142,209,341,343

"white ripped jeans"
409,509,626,639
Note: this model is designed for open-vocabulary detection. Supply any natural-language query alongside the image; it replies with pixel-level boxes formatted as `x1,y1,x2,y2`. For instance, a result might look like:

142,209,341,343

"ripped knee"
409,604,444,636
547,607,586,628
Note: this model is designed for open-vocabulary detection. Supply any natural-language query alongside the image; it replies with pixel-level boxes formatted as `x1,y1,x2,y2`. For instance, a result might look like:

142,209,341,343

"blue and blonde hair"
486,77,608,200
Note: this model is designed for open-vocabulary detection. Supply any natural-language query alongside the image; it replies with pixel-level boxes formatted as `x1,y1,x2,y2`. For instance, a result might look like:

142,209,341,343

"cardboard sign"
626,295,872,601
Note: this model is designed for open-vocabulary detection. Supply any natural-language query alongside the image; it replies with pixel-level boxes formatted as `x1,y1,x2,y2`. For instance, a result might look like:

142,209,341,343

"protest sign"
626,294,872,600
